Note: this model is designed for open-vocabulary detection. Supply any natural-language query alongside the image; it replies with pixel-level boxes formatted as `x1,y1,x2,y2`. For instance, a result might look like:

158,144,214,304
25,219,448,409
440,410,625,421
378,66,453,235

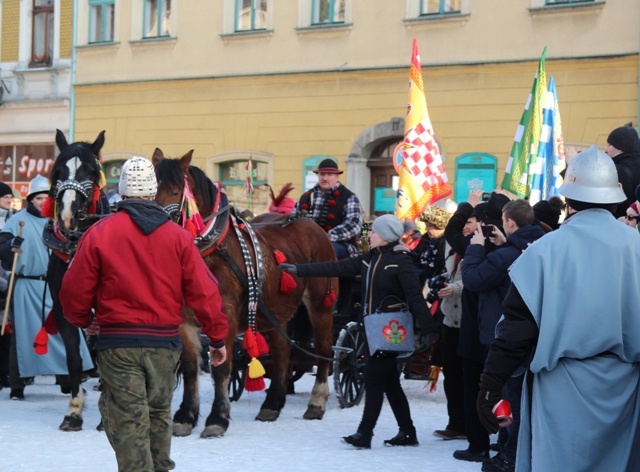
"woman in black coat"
280,214,439,449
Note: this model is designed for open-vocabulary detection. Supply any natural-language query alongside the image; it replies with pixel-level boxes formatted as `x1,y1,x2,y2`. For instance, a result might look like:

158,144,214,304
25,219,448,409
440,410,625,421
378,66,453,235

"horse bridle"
54,179,95,220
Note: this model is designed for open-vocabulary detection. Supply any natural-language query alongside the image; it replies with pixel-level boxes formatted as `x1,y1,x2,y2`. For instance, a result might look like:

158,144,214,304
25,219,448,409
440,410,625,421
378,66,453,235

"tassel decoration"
323,289,337,307
425,365,441,392
87,185,101,215
44,310,58,335
255,332,269,356
182,176,204,235
242,327,267,392
273,250,287,264
41,196,55,219
274,250,297,294
33,327,49,355
279,271,297,294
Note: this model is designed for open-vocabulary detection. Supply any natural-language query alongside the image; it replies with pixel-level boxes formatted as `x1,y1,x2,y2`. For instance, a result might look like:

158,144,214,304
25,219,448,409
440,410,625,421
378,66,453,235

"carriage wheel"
333,321,366,408
228,338,246,402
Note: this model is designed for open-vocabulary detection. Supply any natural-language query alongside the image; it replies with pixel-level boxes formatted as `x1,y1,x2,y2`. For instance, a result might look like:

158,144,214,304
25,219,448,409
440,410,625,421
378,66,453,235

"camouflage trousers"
98,347,181,472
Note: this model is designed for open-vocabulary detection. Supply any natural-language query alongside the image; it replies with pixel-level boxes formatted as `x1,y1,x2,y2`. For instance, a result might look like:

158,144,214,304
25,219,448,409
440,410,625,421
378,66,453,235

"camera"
425,274,447,305
481,192,492,201
481,224,495,237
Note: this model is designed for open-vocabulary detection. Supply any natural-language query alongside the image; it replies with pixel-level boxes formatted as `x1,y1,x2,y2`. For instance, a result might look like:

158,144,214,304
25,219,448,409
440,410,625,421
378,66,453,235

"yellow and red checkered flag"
394,39,451,221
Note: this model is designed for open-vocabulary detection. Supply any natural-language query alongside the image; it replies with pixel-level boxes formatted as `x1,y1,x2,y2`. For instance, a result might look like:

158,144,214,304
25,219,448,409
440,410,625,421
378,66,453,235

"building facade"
27,1,640,214
0,0,72,198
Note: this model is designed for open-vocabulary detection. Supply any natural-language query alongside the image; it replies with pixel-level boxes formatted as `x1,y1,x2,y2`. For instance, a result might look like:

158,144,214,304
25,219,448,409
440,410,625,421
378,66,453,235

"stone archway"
345,117,405,215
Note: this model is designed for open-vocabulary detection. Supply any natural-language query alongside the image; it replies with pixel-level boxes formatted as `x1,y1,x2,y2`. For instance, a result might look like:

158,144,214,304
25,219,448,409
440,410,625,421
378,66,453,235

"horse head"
152,148,194,223
49,129,105,233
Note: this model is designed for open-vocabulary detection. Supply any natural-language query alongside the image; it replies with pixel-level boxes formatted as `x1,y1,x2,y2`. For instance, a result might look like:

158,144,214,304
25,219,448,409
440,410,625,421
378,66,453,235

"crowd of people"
1,124,640,471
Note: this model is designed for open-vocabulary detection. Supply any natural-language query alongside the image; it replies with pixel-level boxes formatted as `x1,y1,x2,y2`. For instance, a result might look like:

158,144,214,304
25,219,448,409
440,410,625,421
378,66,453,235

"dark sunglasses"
626,214,640,220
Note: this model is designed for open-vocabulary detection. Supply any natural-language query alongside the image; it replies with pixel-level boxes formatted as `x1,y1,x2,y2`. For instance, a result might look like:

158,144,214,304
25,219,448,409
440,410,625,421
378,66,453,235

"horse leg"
256,328,290,422
172,321,201,437
302,299,333,420
201,319,237,438
48,257,85,432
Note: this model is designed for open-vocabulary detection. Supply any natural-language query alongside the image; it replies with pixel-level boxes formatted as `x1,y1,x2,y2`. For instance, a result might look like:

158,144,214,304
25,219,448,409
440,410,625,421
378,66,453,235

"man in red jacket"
60,156,228,472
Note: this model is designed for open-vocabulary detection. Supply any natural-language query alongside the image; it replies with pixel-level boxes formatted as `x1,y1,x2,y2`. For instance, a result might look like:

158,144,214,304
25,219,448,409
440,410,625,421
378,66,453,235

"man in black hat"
296,158,363,259
604,123,640,219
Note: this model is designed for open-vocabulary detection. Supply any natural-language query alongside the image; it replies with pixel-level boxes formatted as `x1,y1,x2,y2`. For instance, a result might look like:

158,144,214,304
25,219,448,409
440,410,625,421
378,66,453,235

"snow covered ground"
0,372,489,471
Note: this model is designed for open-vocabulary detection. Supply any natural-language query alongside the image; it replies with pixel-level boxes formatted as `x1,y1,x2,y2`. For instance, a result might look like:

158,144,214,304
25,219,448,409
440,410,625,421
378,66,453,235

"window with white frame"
298,0,351,28
236,0,268,32
312,0,346,25
143,0,172,38
31,0,54,67
420,0,461,15
89,0,115,43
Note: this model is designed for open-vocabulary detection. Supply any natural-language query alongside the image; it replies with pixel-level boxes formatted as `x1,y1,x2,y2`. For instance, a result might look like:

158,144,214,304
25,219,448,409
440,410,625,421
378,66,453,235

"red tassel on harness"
273,250,287,264
274,250,297,293
242,328,266,392
323,289,337,307
33,327,49,355
2,320,11,335
279,271,297,294
41,196,55,219
44,310,58,335
86,185,101,215
255,331,269,357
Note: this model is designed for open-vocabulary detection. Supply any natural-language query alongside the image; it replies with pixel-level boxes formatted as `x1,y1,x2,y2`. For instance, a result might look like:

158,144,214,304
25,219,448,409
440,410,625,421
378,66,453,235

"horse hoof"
173,423,194,437
255,409,279,422
200,425,226,438
59,415,83,432
303,405,325,420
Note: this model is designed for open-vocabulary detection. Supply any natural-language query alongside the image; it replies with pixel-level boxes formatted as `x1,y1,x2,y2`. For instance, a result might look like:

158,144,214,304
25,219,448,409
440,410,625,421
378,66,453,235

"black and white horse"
44,129,109,431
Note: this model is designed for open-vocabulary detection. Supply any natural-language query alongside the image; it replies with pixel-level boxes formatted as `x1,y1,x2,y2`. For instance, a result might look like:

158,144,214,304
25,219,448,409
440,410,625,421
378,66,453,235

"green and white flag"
501,48,548,198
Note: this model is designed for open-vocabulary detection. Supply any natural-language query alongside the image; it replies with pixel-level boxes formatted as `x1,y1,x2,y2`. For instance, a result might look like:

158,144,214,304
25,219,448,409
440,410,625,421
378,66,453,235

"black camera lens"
481,192,492,201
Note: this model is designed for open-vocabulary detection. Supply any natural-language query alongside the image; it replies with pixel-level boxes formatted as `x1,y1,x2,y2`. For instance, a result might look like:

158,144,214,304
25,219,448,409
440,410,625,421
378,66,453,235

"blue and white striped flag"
528,76,566,205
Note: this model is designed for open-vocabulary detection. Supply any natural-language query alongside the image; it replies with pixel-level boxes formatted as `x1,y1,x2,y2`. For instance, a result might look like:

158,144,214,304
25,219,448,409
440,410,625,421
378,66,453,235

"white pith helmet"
118,156,157,198
558,145,626,204
27,174,50,199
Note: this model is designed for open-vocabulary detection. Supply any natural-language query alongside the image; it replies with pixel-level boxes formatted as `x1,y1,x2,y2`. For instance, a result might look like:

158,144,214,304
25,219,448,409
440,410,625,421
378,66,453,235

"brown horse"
153,149,337,438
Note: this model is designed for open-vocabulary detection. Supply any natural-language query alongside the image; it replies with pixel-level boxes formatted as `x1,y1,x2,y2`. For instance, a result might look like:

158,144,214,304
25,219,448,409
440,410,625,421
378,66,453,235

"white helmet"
559,145,626,204
118,156,157,198
27,174,50,199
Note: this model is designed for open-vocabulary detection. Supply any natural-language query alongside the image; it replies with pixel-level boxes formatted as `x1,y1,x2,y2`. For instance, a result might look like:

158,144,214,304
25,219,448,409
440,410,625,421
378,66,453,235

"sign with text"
454,153,497,203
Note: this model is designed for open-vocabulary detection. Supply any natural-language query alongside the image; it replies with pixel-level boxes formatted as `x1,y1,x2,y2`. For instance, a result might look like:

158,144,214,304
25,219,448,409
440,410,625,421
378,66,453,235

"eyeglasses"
626,215,640,221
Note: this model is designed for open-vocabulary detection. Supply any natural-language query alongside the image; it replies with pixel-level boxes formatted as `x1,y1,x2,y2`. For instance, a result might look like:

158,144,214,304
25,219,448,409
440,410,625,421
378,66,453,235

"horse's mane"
188,165,216,216
49,142,101,186
154,157,216,217
154,158,184,192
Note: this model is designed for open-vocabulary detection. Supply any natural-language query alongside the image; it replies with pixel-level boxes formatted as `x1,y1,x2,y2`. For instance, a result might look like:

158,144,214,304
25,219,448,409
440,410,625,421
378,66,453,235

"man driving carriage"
295,158,363,259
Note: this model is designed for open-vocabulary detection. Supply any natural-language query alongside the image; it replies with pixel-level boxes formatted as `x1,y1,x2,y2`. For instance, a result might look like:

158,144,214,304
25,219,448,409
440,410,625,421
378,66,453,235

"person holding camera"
443,190,508,463
462,199,544,471
280,214,439,449
478,147,640,471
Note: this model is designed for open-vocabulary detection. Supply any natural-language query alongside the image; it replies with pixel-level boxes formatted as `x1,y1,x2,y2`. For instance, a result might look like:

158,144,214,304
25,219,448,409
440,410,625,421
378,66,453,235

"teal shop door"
454,153,497,203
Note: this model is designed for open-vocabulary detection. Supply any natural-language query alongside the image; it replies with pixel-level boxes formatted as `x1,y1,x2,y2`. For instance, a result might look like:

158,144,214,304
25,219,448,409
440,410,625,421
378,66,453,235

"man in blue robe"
477,146,640,472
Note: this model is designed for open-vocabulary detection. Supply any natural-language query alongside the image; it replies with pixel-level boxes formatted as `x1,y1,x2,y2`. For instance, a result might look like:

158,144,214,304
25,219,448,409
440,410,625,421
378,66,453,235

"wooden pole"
1,221,25,335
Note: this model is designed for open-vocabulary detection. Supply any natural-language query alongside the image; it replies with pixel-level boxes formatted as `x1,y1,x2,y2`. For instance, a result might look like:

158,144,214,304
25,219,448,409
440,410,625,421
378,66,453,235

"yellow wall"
74,54,639,204
1,0,20,61
59,0,73,59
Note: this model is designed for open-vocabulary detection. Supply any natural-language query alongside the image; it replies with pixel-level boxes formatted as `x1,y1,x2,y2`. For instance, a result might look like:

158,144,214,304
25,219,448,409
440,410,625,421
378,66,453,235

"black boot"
342,430,372,449
9,388,24,400
383,429,419,447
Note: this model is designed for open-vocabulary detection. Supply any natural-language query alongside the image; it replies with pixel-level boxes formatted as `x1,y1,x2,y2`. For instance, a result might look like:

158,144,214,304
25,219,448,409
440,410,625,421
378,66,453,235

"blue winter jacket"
461,224,545,345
